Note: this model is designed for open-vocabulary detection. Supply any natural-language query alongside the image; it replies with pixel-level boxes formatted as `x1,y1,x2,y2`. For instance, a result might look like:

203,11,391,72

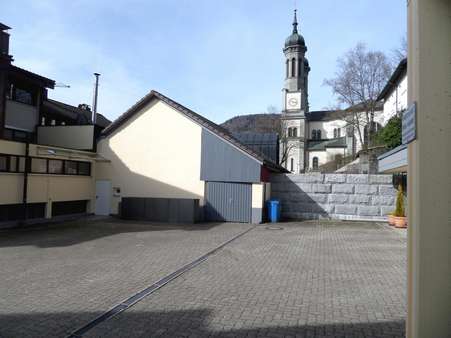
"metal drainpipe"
22,141,29,223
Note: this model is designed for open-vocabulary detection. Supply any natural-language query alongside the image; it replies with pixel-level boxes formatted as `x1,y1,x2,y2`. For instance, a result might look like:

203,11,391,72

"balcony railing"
37,125,94,150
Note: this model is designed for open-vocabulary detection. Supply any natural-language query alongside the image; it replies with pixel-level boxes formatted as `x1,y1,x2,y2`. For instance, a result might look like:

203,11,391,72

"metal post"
92,73,100,125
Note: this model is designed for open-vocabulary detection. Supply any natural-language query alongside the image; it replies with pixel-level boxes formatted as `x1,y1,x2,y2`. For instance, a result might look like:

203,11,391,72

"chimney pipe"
92,72,100,125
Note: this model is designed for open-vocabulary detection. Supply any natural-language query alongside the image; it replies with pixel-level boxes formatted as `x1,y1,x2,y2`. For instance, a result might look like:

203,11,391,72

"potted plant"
393,184,407,228
387,212,396,226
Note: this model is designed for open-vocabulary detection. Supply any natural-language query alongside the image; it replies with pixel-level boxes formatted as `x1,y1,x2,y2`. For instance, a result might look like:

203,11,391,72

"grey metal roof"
307,137,347,151
101,90,287,173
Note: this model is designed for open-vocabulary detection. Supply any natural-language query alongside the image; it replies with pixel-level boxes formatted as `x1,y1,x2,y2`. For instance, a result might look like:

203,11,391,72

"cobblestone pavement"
0,218,252,338
0,220,406,338
85,221,407,338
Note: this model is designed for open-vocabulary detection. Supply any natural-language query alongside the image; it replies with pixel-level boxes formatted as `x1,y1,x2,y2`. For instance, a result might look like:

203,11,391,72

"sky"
3,0,407,124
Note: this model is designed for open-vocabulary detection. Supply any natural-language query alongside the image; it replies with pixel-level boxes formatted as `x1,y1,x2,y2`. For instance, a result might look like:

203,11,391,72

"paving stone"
85,222,407,338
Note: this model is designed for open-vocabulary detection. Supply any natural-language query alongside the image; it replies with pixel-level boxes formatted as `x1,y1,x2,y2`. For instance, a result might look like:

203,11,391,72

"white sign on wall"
286,92,302,111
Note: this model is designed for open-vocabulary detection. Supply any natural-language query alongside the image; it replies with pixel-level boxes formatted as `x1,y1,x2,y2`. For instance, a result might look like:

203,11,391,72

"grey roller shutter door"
205,182,252,223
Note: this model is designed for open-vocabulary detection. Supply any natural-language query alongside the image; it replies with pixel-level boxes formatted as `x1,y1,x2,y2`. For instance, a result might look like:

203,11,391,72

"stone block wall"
270,174,396,221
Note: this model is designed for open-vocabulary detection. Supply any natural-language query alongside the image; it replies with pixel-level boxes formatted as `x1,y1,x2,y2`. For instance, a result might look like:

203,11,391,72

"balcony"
4,99,38,132
37,125,94,151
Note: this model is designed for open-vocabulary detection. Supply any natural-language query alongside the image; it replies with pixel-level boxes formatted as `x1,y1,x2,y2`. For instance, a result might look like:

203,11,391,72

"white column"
407,0,451,337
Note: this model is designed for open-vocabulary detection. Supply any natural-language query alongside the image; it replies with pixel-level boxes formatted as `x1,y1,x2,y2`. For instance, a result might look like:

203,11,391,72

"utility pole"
92,73,100,125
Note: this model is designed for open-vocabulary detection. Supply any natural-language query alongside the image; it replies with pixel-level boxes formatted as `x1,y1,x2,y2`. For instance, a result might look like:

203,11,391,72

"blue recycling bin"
267,199,281,223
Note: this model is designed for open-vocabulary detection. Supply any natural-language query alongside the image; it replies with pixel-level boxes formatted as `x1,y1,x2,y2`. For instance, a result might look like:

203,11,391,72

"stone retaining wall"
270,174,397,221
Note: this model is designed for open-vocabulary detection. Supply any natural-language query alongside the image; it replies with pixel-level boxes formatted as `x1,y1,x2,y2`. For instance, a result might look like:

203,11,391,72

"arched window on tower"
317,130,322,140
290,158,294,172
286,60,289,78
293,128,297,137
337,128,341,138
312,130,317,140
288,128,292,137
298,59,302,76
333,128,338,138
313,157,319,170
291,58,296,77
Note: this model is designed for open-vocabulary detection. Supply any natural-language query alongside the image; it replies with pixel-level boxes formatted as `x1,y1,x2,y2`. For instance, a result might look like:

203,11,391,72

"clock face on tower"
286,92,302,110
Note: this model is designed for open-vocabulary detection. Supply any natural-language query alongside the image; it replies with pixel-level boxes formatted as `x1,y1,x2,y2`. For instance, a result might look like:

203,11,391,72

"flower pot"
387,214,396,226
394,216,407,228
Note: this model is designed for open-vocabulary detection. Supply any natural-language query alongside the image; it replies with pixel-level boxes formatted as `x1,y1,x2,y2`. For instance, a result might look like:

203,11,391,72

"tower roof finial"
292,9,298,34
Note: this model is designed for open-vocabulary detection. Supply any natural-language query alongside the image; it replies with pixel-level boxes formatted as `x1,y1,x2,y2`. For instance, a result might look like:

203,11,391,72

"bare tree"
323,43,392,151
391,36,408,66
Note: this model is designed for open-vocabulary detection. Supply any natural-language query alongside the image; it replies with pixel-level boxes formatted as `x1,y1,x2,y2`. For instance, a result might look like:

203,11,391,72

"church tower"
280,10,310,173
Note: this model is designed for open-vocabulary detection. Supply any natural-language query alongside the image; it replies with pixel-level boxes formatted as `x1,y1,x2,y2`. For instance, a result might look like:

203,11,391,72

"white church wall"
308,120,347,139
308,148,346,170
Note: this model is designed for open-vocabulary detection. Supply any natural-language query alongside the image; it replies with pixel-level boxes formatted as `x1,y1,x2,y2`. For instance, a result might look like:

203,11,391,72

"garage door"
205,182,251,223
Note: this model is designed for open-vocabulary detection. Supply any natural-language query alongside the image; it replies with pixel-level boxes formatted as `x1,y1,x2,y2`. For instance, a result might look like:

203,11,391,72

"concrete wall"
271,173,396,221
96,99,205,215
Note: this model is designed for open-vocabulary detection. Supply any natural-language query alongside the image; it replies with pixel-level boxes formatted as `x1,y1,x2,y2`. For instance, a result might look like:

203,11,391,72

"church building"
279,11,383,173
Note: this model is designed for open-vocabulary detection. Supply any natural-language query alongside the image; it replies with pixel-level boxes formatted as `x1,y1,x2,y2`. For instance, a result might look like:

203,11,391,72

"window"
290,158,294,172
288,128,292,137
334,128,337,138
313,157,319,170
48,160,64,174
317,130,322,140
286,60,289,78
0,154,26,173
312,130,317,139
337,128,341,138
3,128,32,143
0,155,7,171
291,58,296,77
8,84,35,106
78,162,91,176
31,158,47,173
293,128,297,137
64,161,78,175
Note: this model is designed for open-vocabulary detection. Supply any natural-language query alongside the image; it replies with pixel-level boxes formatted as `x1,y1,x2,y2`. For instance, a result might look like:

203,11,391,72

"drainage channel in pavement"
66,225,256,338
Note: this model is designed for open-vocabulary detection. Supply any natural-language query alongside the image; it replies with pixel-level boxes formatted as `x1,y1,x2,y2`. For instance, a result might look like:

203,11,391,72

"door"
95,180,111,215
205,182,251,223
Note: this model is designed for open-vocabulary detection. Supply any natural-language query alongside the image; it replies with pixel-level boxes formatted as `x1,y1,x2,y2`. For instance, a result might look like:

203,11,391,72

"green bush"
394,184,405,217
376,115,402,149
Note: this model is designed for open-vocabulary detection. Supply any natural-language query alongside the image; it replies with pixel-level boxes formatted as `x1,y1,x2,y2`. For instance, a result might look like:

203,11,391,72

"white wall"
96,99,205,214
308,120,347,139
382,73,408,125
308,148,345,170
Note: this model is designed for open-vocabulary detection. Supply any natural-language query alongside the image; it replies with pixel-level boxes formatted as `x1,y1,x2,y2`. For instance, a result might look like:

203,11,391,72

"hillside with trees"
221,113,281,134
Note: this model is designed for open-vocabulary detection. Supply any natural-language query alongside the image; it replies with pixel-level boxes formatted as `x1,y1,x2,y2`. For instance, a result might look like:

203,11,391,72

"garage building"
96,90,286,223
